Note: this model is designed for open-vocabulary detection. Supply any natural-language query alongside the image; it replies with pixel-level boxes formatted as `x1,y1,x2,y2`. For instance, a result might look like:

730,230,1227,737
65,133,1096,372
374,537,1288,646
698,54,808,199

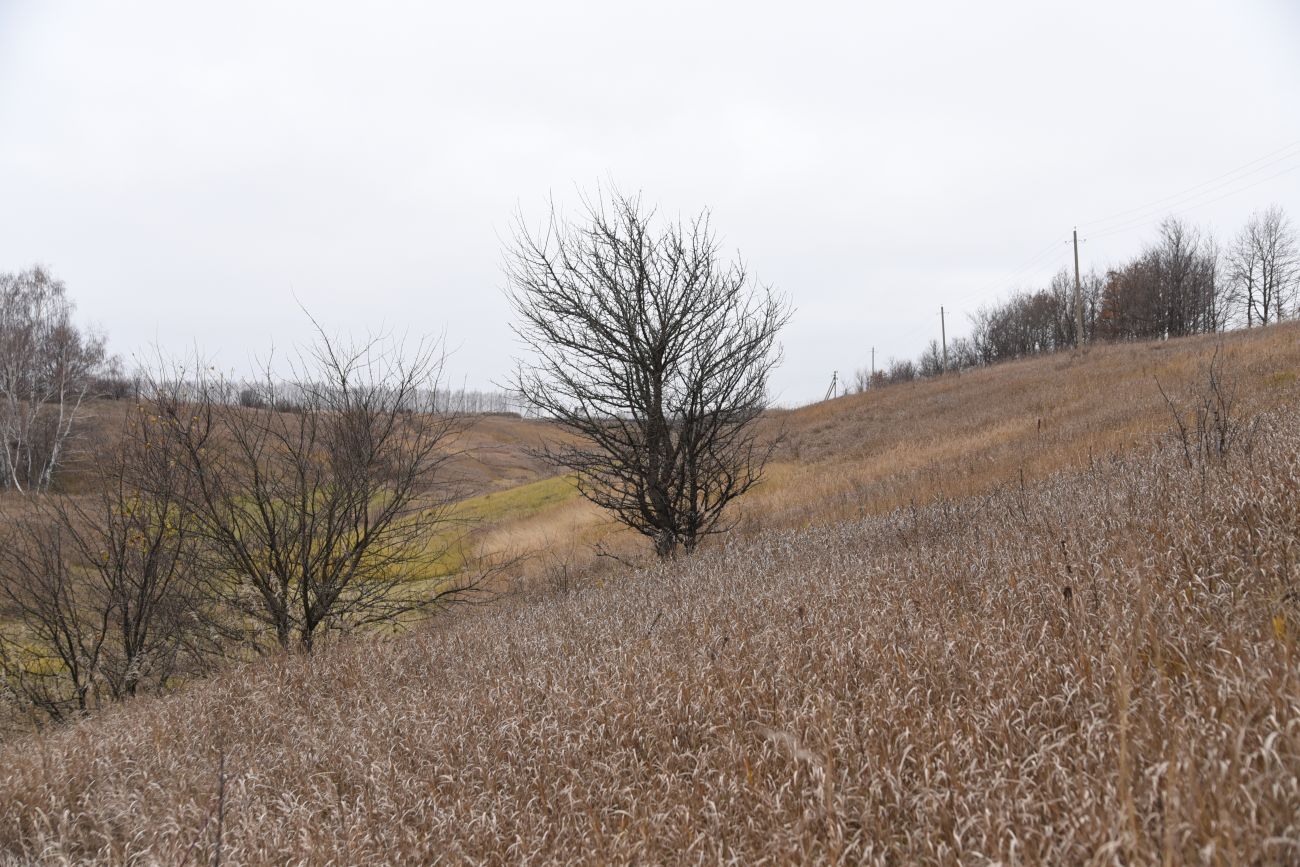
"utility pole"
870,347,876,379
940,306,948,372
824,370,838,402
1073,228,1085,348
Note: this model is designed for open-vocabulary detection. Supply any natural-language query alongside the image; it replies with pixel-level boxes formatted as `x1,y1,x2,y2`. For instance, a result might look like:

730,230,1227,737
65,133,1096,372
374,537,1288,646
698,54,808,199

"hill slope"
2,325,1299,863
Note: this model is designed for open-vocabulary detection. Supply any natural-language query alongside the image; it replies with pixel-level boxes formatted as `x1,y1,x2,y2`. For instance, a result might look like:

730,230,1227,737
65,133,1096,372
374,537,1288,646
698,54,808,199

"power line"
1078,147,1300,234
950,140,1300,313
1088,160,1300,240
870,138,1300,371
944,238,1071,314
1083,152,1300,236
883,238,1068,352
1078,138,1300,229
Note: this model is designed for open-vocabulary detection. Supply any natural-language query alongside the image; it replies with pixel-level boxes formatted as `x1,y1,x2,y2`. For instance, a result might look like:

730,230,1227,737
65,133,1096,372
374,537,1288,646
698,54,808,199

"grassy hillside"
745,322,1300,529
1,324,1299,863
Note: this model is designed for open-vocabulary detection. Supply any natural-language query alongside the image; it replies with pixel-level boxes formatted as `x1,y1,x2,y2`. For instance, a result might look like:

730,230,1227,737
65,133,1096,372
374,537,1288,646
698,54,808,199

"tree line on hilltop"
855,207,1298,391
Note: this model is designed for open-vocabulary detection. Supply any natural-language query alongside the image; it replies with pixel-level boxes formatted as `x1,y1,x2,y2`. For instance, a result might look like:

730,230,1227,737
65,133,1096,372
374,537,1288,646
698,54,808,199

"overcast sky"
2,1,1298,403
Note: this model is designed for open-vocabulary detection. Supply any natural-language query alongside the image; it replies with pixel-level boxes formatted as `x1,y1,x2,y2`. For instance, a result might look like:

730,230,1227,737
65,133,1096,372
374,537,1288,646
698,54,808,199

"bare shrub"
886,356,915,383
918,339,945,377
236,386,267,409
89,359,138,401
1157,345,1258,472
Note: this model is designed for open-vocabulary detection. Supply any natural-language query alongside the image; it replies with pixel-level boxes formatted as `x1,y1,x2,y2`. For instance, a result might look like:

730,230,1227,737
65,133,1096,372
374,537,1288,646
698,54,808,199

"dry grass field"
1,324,1299,864
745,323,1300,530
52,405,567,500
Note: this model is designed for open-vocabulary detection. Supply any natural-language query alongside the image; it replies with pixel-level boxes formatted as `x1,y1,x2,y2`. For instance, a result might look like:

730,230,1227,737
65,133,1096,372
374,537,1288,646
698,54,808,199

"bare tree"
506,191,791,558
886,357,917,384
1097,219,1223,340
1228,205,1298,326
947,336,980,371
918,339,946,378
0,404,213,723
141,329,480,653
0,267,108,492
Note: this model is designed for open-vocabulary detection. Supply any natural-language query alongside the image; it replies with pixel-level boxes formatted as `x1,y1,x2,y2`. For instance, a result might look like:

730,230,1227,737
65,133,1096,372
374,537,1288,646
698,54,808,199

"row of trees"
235,382,532,416
856,207,1297,389
90,372,532,418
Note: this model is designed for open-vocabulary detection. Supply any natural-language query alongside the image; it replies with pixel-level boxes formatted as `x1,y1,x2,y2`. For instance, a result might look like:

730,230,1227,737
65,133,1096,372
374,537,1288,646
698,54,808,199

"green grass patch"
451,474,579,524
407,474,581,580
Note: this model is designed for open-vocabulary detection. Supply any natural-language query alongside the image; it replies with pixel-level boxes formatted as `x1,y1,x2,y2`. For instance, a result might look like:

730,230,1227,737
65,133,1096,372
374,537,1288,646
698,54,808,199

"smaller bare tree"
143,328,482,653
0,405,213,723
918,340,945,378
886,357,916,384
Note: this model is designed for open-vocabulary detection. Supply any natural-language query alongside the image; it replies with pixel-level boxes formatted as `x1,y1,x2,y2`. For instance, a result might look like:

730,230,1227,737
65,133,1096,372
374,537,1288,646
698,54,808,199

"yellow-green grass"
400,473,586,585
450,473,578,525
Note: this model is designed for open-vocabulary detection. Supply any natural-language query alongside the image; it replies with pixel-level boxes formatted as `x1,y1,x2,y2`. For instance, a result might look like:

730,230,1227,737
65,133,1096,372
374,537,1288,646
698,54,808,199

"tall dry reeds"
1,400,1296,863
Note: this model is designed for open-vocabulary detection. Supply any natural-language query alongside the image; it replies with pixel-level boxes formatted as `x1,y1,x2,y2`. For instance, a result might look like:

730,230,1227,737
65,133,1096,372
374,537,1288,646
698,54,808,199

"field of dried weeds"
1,330,1298,863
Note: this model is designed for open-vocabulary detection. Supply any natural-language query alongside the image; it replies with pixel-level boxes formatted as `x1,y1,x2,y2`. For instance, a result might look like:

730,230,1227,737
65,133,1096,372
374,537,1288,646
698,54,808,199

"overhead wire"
1078,146,1300,237
945,237,1069,312
1078,138,1300,229
1087,160,1300,240
877,137,1300,363
886,237,1069,351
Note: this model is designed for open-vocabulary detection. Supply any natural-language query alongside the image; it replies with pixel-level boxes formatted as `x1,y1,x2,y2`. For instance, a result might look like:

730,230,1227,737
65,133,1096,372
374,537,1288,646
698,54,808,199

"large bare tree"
142,330,480,653
507,192,791,558
0,267,108,492
1228,205,1297,326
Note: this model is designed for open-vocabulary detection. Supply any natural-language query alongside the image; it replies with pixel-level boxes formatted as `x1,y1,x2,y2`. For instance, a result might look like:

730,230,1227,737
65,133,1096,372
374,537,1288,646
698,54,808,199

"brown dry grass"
743,324,1300,532
46,402,569,500
1,326,1299,863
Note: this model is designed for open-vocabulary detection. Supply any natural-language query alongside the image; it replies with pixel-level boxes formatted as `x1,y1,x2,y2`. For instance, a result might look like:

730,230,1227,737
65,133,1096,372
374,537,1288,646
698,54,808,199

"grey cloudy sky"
2,1,1298,403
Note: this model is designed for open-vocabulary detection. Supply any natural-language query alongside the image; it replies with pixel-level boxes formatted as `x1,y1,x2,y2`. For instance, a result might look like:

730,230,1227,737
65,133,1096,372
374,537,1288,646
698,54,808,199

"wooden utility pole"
940,306,948,372
1073,228,1085,348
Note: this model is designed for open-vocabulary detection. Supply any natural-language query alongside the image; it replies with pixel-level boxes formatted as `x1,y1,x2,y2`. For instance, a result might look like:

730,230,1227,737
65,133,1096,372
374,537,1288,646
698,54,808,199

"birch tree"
0,267,107,492
1229,206,1298,326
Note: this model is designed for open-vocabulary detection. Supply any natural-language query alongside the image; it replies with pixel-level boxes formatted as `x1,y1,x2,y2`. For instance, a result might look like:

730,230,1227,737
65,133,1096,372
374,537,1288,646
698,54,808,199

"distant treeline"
92,374,535,418
854,208,1297,392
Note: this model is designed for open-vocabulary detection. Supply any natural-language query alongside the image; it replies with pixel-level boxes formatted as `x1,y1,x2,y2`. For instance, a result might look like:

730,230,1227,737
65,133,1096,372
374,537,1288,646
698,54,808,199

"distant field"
2,323,1299,862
